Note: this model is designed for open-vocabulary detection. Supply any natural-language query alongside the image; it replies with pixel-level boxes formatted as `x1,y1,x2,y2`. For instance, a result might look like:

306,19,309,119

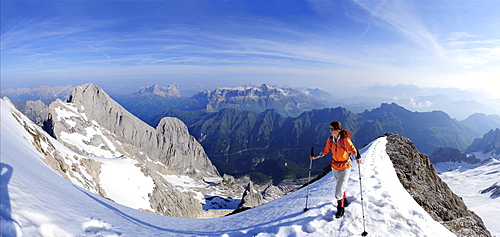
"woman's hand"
310,155,320,160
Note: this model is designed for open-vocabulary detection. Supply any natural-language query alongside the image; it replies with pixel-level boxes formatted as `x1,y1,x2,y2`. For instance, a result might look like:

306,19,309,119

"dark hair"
330,120,352,139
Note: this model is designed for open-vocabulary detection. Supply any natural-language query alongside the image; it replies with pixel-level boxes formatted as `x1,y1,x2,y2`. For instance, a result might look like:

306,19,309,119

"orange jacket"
320,136,357,171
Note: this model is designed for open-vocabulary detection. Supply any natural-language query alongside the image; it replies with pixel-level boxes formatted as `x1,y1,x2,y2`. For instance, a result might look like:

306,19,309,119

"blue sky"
1,0,499,97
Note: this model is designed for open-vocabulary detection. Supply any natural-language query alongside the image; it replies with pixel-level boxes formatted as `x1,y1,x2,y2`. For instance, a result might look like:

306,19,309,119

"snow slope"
435,159,500,236
1,99,455,236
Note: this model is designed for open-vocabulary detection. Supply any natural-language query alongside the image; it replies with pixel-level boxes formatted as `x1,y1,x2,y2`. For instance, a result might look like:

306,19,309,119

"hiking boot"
335,200,345,218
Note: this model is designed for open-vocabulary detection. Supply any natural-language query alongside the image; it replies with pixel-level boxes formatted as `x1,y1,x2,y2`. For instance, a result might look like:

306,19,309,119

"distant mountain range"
109,83,331,122
2,83,498,121
0,85,73,103
3,83,500,184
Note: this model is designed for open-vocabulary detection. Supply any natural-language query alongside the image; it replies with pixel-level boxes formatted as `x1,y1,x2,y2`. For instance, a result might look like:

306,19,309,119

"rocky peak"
135,84,180,98
384,132,491,237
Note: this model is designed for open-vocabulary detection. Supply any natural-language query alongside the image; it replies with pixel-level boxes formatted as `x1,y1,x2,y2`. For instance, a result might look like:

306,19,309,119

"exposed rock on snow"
430,147,481,164
385,132,491,237
479,182,500,198
237,181,264,210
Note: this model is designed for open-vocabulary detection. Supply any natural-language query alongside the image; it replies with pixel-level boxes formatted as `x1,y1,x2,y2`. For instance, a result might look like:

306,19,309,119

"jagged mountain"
111,83,333,125
429,147,481,164
1,100,492,236
17,100,49,125
110,83,190,123
465,128,500,157
134,84,181,98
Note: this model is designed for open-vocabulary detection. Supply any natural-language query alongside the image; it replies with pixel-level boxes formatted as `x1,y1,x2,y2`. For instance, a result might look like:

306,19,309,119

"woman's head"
330,121,342,131
330,120,351,138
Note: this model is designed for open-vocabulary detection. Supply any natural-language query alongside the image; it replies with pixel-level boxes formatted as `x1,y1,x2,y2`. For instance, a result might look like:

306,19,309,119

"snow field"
436,159,500,236
97,157,156,211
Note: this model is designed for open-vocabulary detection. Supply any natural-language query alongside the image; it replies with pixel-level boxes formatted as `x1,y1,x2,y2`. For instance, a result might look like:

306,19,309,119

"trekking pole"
358,160,368,236
303,147,314,212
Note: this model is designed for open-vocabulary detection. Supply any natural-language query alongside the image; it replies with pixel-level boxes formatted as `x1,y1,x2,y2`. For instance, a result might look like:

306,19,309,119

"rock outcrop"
237,181,264,210
429,147,480,164
384,133,491,237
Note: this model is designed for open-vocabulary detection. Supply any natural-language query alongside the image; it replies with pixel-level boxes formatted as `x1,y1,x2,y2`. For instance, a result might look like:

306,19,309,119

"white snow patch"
97,157,155,211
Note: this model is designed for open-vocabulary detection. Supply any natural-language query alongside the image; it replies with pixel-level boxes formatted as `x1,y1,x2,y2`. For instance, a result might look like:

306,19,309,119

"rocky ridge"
43,83,218,179
465,128,500,157
384,132,491,237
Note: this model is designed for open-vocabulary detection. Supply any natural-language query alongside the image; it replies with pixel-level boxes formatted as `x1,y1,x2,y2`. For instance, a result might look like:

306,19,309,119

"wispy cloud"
353,0,444,55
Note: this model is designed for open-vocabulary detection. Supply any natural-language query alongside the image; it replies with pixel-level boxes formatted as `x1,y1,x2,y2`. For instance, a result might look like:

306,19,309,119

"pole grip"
310,147,314,157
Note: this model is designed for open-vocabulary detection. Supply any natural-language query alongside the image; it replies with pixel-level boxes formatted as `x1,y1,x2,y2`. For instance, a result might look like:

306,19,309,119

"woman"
310,120,362,218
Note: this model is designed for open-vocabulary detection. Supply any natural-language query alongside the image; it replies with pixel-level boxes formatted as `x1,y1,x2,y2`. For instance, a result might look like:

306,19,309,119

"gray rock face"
21,100,48,125
40,83,221,218
44,83,219,179
384,132,491,237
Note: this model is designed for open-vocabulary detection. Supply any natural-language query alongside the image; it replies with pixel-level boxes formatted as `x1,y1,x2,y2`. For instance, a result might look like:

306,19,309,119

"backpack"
329,136,351,163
